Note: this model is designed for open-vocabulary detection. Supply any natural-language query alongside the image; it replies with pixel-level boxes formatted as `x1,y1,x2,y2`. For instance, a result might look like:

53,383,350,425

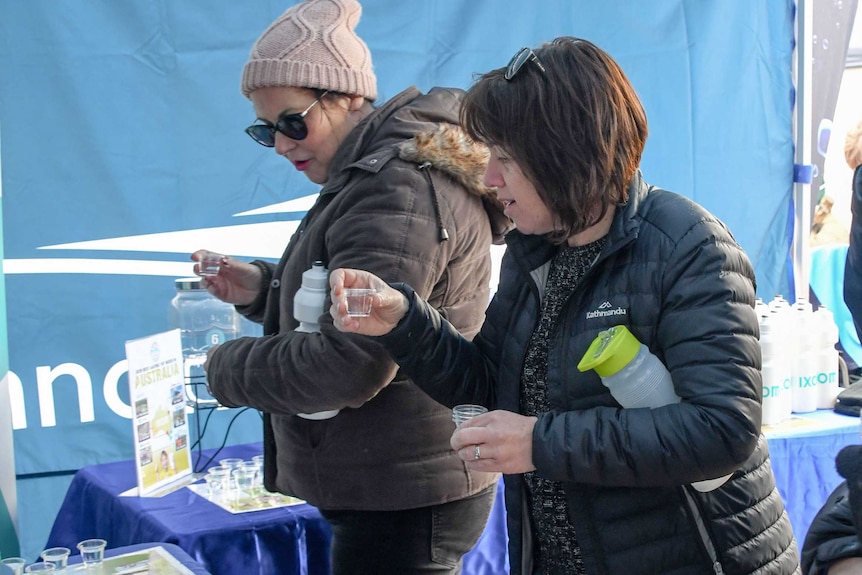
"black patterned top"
521,237,606,575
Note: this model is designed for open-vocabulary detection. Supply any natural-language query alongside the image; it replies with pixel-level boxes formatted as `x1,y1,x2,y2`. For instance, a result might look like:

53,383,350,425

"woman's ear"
348,95,366,112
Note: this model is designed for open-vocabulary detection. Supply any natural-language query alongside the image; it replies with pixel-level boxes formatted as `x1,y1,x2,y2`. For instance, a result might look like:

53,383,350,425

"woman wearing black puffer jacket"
330,37,800,574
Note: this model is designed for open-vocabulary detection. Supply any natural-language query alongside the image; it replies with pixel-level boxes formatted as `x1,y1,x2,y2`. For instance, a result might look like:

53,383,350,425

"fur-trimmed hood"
400,124,511,244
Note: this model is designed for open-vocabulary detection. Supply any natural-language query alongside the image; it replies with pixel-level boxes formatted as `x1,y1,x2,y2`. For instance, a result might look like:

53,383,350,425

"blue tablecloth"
46,410,857,573
46,443,509,575
763,409,861,543
0,543,207,575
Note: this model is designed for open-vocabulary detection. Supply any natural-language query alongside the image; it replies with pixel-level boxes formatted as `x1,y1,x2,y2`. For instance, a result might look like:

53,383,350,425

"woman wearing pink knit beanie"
194,0,510,573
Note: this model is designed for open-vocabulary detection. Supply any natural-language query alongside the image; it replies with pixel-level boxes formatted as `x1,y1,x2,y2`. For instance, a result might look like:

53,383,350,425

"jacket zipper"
682,487,725,574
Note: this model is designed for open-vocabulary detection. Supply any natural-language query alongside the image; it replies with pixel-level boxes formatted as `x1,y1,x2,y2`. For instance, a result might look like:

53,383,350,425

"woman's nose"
483,166,503,188
274,132,296,156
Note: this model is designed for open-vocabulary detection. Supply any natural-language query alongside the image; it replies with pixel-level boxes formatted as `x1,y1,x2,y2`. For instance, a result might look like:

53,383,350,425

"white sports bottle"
293,261,340,420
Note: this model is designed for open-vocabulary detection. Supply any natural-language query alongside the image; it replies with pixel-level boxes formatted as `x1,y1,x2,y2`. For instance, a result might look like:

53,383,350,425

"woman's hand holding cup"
191,249,261,306
329,268,408,336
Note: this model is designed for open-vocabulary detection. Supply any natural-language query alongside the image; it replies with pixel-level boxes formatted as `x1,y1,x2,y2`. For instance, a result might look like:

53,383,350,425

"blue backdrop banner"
0,0,796,557
0,118,21,558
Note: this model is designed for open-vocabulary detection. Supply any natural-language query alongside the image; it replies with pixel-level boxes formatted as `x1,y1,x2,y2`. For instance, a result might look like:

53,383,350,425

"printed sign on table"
125,329,192,496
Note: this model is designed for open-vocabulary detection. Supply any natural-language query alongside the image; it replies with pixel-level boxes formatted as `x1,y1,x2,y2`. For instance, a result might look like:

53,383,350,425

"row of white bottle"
758,295,840,425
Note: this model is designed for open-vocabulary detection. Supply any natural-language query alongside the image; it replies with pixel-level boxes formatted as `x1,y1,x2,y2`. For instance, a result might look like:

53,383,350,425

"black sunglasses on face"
245,90,329,146
504,47,546,81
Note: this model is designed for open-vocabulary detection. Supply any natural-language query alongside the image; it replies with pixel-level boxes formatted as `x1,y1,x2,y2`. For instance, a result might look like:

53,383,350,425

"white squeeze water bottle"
790,299,820,413
813,305,840,409
759,310,793,425
754,297,770,320
293,261,340,420
577,325,732,492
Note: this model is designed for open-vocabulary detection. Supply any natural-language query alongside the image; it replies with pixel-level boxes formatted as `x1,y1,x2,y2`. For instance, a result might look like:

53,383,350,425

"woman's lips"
294,159,311,171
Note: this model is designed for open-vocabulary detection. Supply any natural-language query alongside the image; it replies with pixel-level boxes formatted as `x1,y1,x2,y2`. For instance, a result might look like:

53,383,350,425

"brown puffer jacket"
206,86,508,510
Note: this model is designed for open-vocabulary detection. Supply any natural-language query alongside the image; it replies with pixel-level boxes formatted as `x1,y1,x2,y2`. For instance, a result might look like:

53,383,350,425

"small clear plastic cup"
23,563,55,573
217,457,243,470
345,288,379,317
76,538,107,566
197,251,225,277
238,461,260,481
452,404,488,427
233,469,257,498
207,465,232,477
1,557,27,575
40,547,70,570
205,467,232,497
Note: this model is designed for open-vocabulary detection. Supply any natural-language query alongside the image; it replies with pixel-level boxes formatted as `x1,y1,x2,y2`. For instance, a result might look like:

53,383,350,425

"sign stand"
125,329,193,496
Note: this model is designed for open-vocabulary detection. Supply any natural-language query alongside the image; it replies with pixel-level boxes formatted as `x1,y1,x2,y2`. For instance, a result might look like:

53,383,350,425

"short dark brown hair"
461,37,648,243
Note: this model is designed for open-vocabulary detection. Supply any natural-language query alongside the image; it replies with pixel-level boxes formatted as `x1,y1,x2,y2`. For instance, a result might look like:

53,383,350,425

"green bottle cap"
577,325,641,377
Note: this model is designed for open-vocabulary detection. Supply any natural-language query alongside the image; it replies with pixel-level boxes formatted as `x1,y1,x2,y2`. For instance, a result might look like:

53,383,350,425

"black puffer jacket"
381,172,800,574
801,481,862,574
207,86,506,511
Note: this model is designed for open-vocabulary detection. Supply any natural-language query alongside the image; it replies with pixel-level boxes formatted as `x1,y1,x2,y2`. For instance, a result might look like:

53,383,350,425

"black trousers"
318,483,497,575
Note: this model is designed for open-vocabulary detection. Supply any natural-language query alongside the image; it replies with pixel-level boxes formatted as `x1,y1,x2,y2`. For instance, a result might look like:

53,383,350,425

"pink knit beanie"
241,0,377,101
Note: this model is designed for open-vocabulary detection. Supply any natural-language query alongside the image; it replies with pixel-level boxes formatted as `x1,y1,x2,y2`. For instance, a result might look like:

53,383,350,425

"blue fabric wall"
0,0,796,558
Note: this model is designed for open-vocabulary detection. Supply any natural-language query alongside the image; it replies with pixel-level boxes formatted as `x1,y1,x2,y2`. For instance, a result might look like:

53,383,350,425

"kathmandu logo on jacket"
586,301,628,319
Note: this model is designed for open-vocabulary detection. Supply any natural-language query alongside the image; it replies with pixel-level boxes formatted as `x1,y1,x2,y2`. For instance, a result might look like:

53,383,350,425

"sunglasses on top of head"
245,90,329,147
504,47,546,81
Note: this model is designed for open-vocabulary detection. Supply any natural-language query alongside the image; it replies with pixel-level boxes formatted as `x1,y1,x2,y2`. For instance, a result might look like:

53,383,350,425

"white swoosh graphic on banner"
232,195,317,216
39,221,299,258
3,259,198,276
2,191,504,290
2,195,317,276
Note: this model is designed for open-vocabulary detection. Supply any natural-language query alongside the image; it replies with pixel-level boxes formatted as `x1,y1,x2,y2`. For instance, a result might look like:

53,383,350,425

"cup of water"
205,467,232,498
345,289,379,317
197,251,225,277
1,557,27,575
40,547,70,570
452,404,488,427
76,538,107,566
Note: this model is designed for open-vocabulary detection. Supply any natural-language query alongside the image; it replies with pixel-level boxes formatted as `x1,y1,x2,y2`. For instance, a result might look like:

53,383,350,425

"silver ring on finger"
474,445,481,460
